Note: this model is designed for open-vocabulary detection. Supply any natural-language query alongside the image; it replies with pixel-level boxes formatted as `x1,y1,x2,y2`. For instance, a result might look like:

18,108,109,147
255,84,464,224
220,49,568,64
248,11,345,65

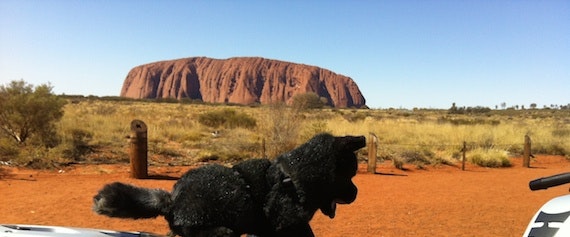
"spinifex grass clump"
468,148,511,168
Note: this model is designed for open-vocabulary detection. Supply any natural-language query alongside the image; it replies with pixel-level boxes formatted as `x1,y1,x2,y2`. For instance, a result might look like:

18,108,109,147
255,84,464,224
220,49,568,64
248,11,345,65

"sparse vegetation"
291,92,327,110
0,92,568,169
198,109,256,129
0,80,67,146
259,102,304,158
448,102,492,114
468,148,511,168
61,128,94,161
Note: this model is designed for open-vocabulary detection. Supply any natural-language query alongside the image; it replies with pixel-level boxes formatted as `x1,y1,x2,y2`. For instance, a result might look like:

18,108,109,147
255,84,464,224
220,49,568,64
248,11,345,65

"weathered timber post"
462,141,467,171
129,119,148,179
367,133,378,173
523,135,531,168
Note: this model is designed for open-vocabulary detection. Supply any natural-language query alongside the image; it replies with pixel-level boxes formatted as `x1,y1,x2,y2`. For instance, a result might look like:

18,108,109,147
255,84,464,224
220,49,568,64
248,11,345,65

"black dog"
93,133,365,237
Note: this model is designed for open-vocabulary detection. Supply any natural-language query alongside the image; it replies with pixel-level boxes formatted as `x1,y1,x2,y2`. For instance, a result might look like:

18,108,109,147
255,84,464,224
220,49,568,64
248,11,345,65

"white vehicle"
523,172,570,237
0,224,165,237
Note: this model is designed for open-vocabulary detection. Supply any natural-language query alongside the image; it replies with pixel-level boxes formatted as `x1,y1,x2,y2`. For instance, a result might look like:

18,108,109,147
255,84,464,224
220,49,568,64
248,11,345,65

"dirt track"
1,156,569,236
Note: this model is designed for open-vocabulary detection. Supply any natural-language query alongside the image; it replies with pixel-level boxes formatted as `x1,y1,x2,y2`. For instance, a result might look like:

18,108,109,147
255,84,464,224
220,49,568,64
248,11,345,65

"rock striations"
120,57,366,108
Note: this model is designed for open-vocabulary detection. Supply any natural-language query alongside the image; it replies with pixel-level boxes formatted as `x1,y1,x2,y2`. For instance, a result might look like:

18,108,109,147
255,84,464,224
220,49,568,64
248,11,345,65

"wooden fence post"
462,141,467,171
129,119,148,179
367,133,378,173
523,135,531,168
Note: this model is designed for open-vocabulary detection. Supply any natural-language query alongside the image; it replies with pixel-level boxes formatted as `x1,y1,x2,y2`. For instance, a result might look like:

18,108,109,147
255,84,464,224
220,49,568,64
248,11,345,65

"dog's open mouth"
321,201,337,218
322,198,352,219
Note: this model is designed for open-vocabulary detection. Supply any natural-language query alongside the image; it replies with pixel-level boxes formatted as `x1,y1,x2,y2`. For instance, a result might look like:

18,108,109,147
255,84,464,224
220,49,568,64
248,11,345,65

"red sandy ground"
1,155,570,236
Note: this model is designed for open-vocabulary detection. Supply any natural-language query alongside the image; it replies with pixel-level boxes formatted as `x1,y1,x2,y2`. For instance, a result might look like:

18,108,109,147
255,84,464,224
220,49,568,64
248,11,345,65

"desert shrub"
549,143,568,156
291,92,326,110
0,80,67,146
191,128,260,163
196,141,256,163
399,148,437,169
30,125,61,148
198,111,226,128
343,110,368,122
469,148,511,168
198,109,256,129
149,142,183,158
377,147,442,170
259,102,303,158
225,113,256,129
0,138,19,160
195,149,252,163
182,131,204,142
11,146,66,169
392,156,405,170
62,128,94,161
431,153,458,166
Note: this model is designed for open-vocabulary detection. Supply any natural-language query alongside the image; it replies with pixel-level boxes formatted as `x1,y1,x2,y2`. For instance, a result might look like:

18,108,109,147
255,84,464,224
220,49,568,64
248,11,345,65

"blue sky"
1,1,568,109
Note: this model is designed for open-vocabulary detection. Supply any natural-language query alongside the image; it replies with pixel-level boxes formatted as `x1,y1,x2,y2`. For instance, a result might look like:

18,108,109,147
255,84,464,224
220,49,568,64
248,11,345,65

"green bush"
0,138,19,161
13,146,65,169
0,80,66,147
292,92,326,110
198,109,256,129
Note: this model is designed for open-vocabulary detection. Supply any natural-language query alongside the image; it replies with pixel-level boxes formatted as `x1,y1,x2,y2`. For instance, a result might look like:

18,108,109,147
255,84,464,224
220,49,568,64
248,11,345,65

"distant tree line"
448,103,491,114
450,102,570,114
493,102,570,110
59,92,332,109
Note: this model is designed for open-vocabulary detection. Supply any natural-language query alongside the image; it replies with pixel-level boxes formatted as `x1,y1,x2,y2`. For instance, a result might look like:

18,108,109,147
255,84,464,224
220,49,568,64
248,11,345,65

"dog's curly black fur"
93,133,365,237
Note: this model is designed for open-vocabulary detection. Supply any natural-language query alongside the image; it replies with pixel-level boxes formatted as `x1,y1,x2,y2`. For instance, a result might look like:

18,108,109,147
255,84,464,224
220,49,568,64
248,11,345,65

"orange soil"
1,156,569,236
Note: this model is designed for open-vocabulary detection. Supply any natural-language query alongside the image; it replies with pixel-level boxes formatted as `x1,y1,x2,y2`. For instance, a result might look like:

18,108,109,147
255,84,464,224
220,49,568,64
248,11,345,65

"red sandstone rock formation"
120,57,366,108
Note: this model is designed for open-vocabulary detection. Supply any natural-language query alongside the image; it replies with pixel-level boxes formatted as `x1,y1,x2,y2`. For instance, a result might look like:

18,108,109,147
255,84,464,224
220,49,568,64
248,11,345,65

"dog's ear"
334,136,366,152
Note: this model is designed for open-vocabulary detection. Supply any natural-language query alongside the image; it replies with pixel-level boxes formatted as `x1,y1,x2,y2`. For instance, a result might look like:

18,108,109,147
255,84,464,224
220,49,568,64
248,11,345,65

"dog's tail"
93,182,171,219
